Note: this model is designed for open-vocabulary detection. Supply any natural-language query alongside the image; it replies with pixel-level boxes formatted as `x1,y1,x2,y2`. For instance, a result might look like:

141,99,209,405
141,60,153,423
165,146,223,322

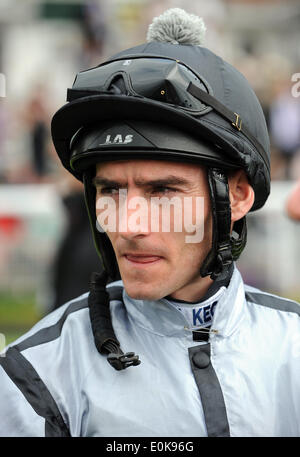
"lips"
125,254,162,264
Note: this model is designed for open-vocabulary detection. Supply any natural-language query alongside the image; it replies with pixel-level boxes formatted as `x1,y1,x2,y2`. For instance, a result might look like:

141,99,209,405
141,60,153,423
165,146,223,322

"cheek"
95,194,119,234
181,195,211,244
105,230,117,248
173,207,212,264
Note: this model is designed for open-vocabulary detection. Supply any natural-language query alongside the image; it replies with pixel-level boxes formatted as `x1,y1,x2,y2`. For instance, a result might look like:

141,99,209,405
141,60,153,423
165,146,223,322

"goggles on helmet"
67,56,213,116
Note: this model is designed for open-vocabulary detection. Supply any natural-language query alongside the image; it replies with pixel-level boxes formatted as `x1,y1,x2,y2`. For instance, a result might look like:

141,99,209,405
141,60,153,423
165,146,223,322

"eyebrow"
92,175,191,188
93,177,123,188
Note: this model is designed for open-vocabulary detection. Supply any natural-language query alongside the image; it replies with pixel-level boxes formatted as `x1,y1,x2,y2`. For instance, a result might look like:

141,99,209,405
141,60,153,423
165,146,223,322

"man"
1,8,300,437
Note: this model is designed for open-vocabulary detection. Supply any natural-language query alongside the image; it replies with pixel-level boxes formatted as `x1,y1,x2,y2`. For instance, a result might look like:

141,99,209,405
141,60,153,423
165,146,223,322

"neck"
169,275,214,303
168,264,234,303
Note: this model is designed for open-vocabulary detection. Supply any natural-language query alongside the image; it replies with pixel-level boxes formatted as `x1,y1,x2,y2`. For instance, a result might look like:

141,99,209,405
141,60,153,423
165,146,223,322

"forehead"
95,160,206,181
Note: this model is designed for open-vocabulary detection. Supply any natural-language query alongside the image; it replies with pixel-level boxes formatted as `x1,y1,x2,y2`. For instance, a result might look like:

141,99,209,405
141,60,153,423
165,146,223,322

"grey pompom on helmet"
146,8,206,45
51,8,270,281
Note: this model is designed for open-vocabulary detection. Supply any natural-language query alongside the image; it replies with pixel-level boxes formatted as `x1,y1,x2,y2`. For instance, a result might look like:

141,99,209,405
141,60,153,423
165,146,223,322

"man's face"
94,160,213,301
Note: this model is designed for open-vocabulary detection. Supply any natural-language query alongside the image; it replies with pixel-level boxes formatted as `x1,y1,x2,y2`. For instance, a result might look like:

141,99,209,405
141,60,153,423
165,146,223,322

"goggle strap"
187,82,269,173
67,88,112,102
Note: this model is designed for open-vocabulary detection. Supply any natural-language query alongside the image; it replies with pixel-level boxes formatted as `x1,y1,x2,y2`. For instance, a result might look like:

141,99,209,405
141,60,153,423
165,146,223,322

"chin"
125,288,164,301
122,279,167,301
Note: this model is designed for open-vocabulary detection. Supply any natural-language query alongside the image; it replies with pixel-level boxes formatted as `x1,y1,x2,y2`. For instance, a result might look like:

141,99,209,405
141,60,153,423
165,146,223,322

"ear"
228,170,255,223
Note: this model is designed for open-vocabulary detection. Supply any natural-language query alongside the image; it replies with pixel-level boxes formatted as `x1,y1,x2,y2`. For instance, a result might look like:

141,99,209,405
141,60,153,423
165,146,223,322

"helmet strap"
83,170,120,280
88,270,141,370
200,168,233,280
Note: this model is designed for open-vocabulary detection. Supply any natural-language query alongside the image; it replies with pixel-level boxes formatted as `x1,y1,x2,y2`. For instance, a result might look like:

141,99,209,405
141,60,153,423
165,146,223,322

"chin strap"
88,271,141,370
83,171,120,280
200,168,234,280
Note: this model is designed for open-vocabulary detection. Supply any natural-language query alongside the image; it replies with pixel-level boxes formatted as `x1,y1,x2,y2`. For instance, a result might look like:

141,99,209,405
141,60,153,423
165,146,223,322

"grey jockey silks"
1,266,300,437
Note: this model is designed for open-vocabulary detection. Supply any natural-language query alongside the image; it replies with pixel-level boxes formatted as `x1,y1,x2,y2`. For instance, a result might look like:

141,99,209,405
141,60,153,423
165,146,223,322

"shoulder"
0,294,90,437
244,284,300,317
0,282,126,436
9,293,90,353
7,281,124,353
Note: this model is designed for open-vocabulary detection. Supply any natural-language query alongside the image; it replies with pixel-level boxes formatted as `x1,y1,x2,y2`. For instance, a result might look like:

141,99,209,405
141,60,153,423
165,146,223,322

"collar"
121,265,246,339
166,286,226,331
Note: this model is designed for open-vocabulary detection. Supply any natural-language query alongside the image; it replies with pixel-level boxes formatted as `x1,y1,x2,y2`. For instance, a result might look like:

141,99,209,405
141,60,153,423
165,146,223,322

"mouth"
123,253,163,265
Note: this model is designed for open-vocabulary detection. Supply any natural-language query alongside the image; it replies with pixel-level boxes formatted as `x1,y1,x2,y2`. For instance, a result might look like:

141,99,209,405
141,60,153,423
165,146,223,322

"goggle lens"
70,57,211,114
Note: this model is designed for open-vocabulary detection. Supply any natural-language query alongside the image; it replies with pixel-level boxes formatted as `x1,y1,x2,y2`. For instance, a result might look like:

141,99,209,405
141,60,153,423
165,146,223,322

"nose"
118,190,150,240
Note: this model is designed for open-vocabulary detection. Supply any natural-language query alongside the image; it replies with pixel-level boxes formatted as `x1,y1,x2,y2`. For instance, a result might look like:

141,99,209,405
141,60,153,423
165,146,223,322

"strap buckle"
232,112,242,131
217,242,233,266
107,352,141,371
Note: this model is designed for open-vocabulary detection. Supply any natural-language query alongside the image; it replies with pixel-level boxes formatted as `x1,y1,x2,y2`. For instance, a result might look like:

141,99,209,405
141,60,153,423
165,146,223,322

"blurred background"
0,0,300,346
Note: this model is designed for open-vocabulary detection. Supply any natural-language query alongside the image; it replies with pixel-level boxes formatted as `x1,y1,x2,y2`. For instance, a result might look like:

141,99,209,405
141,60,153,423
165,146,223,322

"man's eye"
151,186,177,194
98,187,119,195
